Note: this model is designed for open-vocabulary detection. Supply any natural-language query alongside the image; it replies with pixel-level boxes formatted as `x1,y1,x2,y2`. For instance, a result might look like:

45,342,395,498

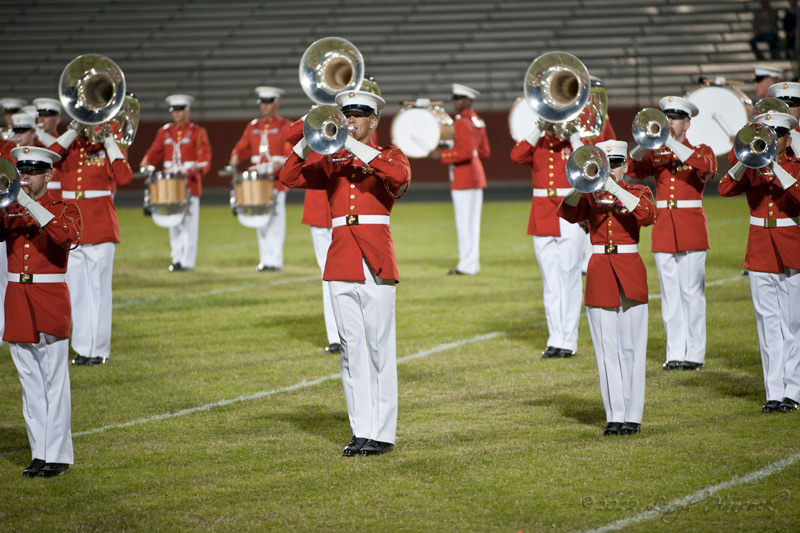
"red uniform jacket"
440,108,490,190
718,154,800,273
51,138,132,244
284,117,331,228
627,140,716,252
558,183,656,307
280,142,411,282
1,192,82,343
231,115,290,193
143,122,212,197
510,127,614,237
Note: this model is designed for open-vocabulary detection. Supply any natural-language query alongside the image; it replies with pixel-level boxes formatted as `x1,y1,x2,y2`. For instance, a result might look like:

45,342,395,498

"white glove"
563,187,582,206
602,178,640,211
344,136,381,164
16,188,55,226
790,129,800,157
56,128,79,150
629,144,648,161
524,122,544,146
293,138,312,160
103,135,124,162
256,162,274,177
664,136,695,162
569,131,584,151
770,160,797,189
728,161,746,181
35,127,57,147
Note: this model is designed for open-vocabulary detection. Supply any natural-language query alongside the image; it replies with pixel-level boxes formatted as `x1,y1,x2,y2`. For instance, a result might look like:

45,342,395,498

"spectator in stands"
783,0,797,58
750,0,780,60
753,65,783,99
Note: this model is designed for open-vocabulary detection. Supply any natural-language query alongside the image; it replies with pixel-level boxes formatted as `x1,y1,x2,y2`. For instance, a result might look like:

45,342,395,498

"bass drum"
147,171,190,228
685,84,752,156
390,105,454,158
231,170,274,229
508,95,541,142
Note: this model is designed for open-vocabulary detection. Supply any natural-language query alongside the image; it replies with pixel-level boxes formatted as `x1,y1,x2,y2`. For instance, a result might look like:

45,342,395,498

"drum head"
391,107,444,158
508,96,541,142
686,86,752,156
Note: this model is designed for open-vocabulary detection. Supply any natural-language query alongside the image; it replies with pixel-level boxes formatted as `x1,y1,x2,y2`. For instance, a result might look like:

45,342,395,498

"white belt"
62,190,112,199
592,244,638,255
656,199,703,209
533,187,572,198
331,215,390,228
47,181,62,190
8,272,66,284
749,215,800,228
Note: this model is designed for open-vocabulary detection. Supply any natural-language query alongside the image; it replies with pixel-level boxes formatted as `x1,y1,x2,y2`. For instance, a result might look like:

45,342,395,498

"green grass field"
1,193,798,532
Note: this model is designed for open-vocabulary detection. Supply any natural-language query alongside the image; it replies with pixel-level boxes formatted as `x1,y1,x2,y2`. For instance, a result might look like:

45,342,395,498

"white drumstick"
711,112,736,141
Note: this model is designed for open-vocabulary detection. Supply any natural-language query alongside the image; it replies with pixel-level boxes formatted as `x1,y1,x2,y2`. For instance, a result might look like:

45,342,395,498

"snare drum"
146,171,190,228
391,105,454,158
231,170,274,229
508,95,541,142
685,84,753,156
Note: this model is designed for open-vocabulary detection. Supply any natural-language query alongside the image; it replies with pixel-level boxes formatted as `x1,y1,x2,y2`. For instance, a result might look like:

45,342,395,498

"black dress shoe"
39,463,69,477
556,348,576,358
360,439,393,456
680,361,704,370
71,355,89,366
257,264,281,272
620,422,641,435
22,458,46,478
342,436,368,457
325,343,342,354
87,356,107,366
662,360,681,370
169,263,183,272
446,269,470,275
603,422,622,436
541,346,559,358
762,400,782,413
778,397,799,413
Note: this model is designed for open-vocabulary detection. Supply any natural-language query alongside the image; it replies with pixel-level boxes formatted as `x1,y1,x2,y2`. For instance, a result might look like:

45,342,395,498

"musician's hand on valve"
16,188,55,227
344,136,380,164
103,134,124,162
601,177,640,212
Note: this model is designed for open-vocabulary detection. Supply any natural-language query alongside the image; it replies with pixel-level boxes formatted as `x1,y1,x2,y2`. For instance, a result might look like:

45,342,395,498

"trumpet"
0,158,21,211
565,145,609,193
733,122,777,168
303,105,349,154
299,37,364,105
631,108,670,150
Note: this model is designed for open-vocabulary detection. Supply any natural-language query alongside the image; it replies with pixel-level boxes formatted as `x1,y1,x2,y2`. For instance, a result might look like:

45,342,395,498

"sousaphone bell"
523,51,591,124
299,37,364,105
632,108,670,150
59,54,126,125
733,122,777,168
565,145,609,193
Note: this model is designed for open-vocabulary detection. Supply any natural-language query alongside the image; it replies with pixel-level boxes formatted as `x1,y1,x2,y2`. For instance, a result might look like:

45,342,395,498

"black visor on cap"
774,126,790,137
664,109,689,119
778,96,800,107
37,109,59,117
452,94,469,100
258,97,277,104
12,126,33,133
17,160,51,173
169,105,187,111
341,104,374,117
4,108,21,114
608,157,626,167
754,75,771,83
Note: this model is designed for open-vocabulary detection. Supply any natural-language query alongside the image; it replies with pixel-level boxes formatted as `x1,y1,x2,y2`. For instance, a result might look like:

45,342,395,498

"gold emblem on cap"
605,146,612,153
784,83,790,89
766,114,772,120
668,96,674,102
349,92,355,98
23,147,30,154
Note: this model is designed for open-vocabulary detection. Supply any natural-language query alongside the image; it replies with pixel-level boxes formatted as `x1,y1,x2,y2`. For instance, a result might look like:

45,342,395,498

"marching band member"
229,86,290,272
49,116,133,366
509,118,596,359
3,146,82,477
768,81,800,156
1,98,27,158
435,84,490,276
558,140,656,435
718,110,800,413
627,96,717,370
283,118,341,354
280,90,411,456
753,65,783,99
33,98,63,200
140,94,212,271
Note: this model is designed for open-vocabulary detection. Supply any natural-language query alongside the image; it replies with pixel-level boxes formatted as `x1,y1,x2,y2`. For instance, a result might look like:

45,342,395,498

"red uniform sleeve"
718,172,747,197
557,195,590,223
626,151,655,180
109,155,133,187
279,152,328,190
194,126,212,176
684,143,717,183
510,140,534,166
630,185,656,226
231,122,253,163
440,118,474,165
367,146,412,197
477,126,490,160
43,201,83,248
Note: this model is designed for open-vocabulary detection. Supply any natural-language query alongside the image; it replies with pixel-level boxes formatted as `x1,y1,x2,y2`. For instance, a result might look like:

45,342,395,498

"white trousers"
533,218,585,351
654,251,707,364
66,242,115,359
329,258,398,444
0,241,6,348
749,269,800,402
310,225,339,345
256,190,287,269
451,188,483,275
587,295,648,424
10,334,73,464
169,196,200,269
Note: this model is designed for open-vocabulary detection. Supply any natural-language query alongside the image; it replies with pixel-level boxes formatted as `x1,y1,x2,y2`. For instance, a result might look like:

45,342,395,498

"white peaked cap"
33,97,62,113
595,140,628,160
165,94,195,108
1,98,27,111
754,111,799,130
659,96,699,117
11,113,36,129
452,83,480,99
255,86,284,100
335,90,386,113
753,65,783,78
11,145,61,165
